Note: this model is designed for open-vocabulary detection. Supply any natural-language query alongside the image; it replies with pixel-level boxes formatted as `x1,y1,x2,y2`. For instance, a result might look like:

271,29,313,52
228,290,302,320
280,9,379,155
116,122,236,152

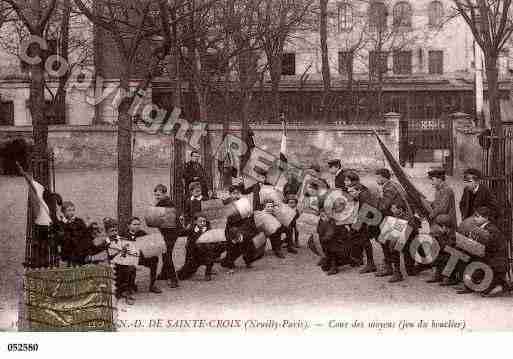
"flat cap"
427,168,446,179
463,168,482,179
375,168,391,179
327,159,341,168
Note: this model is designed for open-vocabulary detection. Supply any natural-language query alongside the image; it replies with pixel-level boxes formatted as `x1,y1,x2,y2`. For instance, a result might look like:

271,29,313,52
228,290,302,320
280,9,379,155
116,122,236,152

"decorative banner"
21,265,116,331
378,216,413,250
145,206,177,229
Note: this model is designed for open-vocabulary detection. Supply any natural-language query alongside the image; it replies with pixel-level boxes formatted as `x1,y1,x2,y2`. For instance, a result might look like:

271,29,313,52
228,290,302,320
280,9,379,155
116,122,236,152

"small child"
60,201,90,266
285,195,300,249
104,218,136,305
184,181,208,225
177,213,223,281
127,217,162,294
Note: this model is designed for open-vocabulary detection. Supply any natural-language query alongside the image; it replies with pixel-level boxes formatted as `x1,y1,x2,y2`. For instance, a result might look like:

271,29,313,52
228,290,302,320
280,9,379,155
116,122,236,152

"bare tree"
451,0,513,136
73,0,174,233
1,0,59,187
258,0,314,122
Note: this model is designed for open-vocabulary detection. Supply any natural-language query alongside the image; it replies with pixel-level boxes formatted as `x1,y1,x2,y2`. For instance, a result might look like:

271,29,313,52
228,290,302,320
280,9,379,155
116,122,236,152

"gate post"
450,112,473,176
384,112,402,163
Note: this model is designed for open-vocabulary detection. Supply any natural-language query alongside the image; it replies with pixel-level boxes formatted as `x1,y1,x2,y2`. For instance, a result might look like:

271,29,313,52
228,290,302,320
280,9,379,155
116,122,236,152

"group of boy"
311,159,508,298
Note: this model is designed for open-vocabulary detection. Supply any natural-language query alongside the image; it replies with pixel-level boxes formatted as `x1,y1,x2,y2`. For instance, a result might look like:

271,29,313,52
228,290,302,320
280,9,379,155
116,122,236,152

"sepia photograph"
1,0,513,351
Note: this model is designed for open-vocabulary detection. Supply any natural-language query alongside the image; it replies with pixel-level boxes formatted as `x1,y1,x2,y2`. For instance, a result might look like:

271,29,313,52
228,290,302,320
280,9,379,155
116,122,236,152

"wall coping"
455,126,483,135
0,123,391,134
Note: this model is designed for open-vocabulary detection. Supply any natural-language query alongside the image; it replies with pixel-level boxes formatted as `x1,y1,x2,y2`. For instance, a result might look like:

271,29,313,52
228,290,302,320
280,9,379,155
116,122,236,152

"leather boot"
388,264,404,283
359,262,377,274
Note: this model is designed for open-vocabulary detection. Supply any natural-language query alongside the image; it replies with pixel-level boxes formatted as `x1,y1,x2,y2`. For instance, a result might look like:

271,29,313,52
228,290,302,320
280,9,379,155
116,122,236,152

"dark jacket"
334,170,346,192
183,161,209,196
378,180,411,218
184,195,208,224
459,184,499,221
283,178,301,196
225,213,259,243
61,217,90,260
430,182,457,228
355,185,380,232
479,222,508,274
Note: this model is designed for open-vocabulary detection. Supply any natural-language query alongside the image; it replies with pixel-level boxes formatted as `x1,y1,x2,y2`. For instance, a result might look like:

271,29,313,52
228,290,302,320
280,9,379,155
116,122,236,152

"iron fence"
481,128,513,277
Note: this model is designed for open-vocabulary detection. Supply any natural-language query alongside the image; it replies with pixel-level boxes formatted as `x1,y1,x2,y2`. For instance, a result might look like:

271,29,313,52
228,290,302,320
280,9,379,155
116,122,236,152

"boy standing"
61,201,91,266
153,184,180,288
127,217,162,294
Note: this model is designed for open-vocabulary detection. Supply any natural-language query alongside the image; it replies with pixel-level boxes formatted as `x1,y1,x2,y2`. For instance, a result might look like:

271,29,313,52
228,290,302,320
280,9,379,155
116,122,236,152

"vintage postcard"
2,1,513,354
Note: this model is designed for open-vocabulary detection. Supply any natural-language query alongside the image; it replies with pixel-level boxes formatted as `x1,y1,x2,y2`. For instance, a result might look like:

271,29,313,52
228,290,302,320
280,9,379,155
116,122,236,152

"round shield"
323,190,358,224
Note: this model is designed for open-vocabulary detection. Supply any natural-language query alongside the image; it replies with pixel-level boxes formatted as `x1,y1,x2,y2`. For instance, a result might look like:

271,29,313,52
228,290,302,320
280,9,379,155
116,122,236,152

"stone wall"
0,123,397,172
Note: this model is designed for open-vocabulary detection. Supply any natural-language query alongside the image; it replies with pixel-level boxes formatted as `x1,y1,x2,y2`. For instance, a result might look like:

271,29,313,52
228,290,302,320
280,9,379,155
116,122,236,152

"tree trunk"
319,0,330,122
485,56,502,136
30,56,49,188
117,74,133,236
55,0,71,125
270,54,282,123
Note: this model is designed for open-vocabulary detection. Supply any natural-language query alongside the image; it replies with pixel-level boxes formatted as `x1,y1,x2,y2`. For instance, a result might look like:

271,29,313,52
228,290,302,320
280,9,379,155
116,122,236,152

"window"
369,51,388,76
337,1,353,32
428,50,443,74
393,51,412,74
0,101,14,126
369,2,388,31
282,53,296,75
393,1,412,28
428,1,443,27
338,51,353,76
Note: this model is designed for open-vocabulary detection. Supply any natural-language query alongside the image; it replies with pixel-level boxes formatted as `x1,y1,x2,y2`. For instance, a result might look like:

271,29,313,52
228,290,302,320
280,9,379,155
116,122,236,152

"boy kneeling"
177,212,224,281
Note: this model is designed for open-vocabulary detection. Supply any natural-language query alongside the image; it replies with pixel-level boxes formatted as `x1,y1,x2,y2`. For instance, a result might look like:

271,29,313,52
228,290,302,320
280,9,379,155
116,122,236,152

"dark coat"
318,217,354,261
478,222,508,274
378,180,411,218
183,161,209,196
334,170,346,192
459,184,499,221
430,182,457,228
61,217,91,260
184,196,208,224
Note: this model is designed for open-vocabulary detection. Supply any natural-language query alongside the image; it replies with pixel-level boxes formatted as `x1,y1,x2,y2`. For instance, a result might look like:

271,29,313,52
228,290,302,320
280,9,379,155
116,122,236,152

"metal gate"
399,114,453,174
481,128,513,277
